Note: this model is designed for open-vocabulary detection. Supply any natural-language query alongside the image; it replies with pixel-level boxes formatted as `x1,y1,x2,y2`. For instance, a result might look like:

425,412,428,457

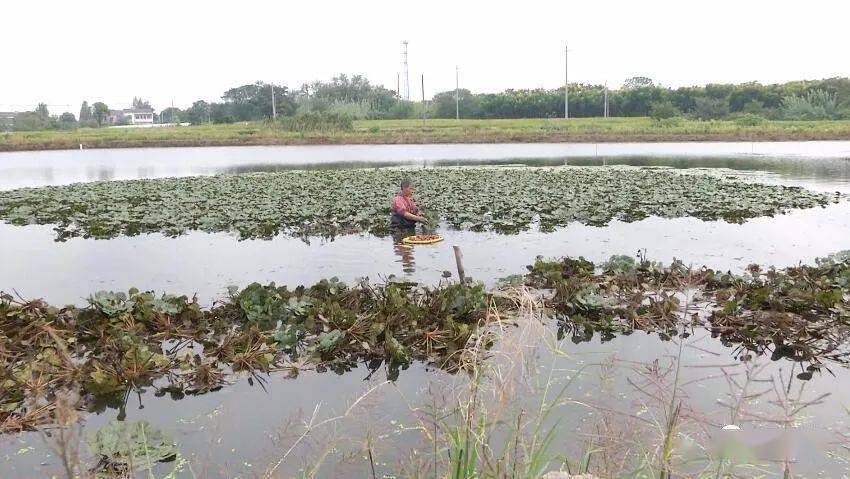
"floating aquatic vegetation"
0,278,489,434
85,420,177,474
2,251,849,435
0,166,840,241
525,252,850,368
706,252,850,370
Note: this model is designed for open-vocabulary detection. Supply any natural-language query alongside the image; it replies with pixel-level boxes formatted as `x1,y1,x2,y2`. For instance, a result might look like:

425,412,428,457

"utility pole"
564,42,569,119
271,84,277,120
397,73,401,100
421,74,426,127
604,82,609,118
455,65,460,120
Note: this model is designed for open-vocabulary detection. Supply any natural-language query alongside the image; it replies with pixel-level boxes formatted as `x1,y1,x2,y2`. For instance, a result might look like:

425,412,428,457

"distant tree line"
148,75,850,125
4,76,850,132
429,76,850,121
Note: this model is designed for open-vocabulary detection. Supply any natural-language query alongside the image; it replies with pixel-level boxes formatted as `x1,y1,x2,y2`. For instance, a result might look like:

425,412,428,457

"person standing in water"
390,179,428,228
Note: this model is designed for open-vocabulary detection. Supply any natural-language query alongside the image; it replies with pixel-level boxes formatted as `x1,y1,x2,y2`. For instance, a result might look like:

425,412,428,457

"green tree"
613,85,664,116
132,97,151,109
782,89,839,120
183,101,211,124
79,101,92,122
35,103,50,120
221,81,295,121
92,102,109,126
692,97,729,120
160,107,182,123
12,112,50,131
623,76,654,89
431,89,482,119
648,101,681,120
58,112,77,130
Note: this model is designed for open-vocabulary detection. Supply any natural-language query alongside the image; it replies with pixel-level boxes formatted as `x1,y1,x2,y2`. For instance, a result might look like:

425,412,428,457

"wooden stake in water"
453,245,466,283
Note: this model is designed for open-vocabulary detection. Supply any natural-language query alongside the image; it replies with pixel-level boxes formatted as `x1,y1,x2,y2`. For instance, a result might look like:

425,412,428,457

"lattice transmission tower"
402,41,410,101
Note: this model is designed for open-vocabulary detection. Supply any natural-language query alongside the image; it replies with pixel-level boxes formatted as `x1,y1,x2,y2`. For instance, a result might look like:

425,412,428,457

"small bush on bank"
655,117,683,128
733,113,766,126
273,112,353,133
782,89,840,120
648,101,681,120
692,97,730,120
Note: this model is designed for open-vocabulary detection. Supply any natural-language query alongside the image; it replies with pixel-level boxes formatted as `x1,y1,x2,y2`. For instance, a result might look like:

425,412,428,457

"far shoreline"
2,117,850,153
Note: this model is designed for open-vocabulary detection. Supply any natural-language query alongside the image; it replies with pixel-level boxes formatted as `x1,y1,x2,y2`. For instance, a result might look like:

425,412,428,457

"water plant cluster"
0,166,839,240
2,251,849,437
0,277,488,435
528,251,850,370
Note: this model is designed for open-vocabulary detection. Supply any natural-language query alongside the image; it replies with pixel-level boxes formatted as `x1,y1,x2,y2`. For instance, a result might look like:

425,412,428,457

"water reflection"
1,142,849,191
391,227,417,274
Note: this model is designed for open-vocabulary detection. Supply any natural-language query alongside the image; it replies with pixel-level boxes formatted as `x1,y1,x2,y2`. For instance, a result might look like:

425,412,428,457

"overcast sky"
2,0,848,113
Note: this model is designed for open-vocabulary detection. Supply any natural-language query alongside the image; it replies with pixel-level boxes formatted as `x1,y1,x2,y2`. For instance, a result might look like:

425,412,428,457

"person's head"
401,179,413,197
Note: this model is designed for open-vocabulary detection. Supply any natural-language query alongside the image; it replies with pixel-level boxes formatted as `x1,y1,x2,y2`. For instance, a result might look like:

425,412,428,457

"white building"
106,107,155,125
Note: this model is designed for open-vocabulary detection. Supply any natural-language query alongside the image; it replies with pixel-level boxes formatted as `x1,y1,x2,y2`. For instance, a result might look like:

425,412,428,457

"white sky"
1,0,848,113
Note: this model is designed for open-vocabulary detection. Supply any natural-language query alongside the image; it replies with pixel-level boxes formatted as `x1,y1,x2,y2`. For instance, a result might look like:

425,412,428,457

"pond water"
2,143,850,478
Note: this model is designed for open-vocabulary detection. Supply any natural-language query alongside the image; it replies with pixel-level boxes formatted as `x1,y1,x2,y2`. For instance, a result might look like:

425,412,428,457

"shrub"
782,89,839,120
734,113,766,126
328,102,376,120
387,101,415,119
742,100,768,116
274,112,353,133
368,125,380,133
648,101,681,120
656,117,683,128
692,97,730,120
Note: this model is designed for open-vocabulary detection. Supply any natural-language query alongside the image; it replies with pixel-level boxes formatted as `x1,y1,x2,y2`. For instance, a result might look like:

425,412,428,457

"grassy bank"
2,117,850,152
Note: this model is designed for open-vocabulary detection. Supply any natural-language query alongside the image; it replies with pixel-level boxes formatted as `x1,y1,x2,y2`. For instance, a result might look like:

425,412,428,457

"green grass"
1,117,850,151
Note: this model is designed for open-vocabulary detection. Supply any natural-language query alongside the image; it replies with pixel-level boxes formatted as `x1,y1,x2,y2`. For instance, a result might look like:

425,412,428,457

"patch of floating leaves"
0,277,488,434
2,251,849,434
0,166,840,240
526,251,850,372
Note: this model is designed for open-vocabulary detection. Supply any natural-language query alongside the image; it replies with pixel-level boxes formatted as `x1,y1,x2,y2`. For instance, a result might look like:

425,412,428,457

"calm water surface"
1,143,850,478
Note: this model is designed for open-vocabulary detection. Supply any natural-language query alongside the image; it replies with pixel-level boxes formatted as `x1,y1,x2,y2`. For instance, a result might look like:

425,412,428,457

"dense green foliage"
3,251,849,436
427,77,850,120
6,76,850,133
0,166,838,241
272,111,353,132
0,276,488,433
527,251,850,366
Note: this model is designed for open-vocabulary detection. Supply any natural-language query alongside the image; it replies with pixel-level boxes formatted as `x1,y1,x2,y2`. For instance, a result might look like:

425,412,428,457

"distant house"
0,111,17,129
106,107,155,125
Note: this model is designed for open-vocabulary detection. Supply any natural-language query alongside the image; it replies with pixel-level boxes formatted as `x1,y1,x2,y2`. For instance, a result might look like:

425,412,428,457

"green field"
2,117,850,151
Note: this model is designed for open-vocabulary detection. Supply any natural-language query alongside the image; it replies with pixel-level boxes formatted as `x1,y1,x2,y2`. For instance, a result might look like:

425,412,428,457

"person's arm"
402,211,428,223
